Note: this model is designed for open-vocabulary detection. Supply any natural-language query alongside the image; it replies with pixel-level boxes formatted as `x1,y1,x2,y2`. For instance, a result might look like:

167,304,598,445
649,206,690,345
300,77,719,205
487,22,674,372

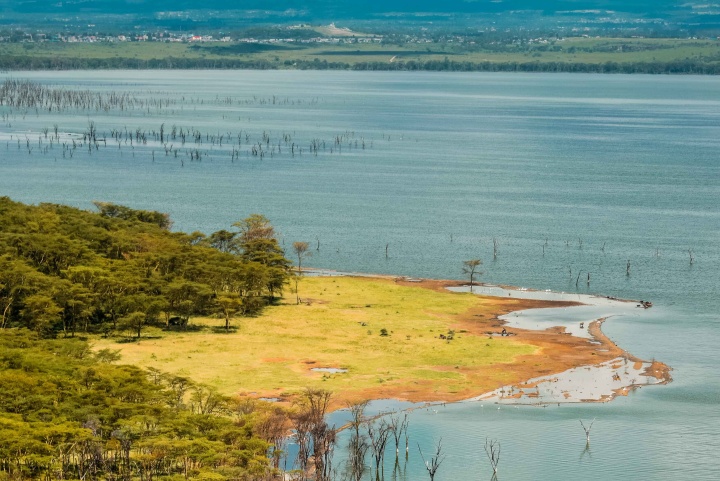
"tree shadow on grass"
210,326,239,334
115,335,164,344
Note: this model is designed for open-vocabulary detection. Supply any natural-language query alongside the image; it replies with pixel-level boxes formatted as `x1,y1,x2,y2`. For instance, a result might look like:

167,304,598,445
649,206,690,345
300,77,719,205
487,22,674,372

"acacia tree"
0,255,43,329
462,259,483,292
235,215,291,300
292,241,311,305
207,229,239,253
21,293,62,335
119,311,146,339
291,389,336,481
215,292,242,331
255,407,290,470
234,214,276,244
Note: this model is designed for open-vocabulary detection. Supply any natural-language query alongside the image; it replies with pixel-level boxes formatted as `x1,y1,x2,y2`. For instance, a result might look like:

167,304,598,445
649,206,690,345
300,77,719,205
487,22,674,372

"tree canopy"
0,329,279,481
0,197,292,337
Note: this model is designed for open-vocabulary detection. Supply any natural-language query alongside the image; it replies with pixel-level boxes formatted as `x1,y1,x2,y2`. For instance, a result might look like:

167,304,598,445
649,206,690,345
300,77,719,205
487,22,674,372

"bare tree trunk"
580,418,595,444
484,438,501,475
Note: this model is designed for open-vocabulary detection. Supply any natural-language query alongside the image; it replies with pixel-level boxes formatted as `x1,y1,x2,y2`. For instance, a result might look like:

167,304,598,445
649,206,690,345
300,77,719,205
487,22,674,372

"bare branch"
418,439,445,481
484,438,501,474
580,418,596,443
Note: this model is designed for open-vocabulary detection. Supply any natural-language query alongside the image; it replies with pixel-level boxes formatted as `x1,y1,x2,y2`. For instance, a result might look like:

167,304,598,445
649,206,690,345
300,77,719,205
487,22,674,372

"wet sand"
289,271,672,408
369,277,672,406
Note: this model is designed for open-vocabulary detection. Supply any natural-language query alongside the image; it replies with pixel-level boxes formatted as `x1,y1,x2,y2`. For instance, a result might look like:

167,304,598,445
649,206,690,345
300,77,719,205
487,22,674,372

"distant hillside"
0,1,687,17
1,1,718,35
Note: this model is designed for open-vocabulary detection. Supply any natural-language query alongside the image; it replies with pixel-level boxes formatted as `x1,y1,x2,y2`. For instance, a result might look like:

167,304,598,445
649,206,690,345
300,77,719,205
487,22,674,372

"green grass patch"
93,276,536,401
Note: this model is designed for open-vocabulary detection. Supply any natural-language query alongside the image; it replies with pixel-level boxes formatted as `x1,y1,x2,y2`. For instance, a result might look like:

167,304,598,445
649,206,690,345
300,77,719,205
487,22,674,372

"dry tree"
580,418,596,444
485,437,501,476
418,439,445,481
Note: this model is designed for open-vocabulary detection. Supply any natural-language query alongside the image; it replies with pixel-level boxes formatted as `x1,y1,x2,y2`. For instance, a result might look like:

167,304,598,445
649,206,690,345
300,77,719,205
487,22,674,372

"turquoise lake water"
1,70,719,480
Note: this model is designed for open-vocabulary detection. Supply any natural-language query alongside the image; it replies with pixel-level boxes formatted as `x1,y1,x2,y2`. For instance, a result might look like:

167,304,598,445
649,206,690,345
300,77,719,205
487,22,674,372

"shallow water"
1,70,719,480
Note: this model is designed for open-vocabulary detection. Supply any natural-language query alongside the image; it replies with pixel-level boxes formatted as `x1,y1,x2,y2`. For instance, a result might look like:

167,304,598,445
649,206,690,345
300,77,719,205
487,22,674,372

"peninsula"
93,273,672,410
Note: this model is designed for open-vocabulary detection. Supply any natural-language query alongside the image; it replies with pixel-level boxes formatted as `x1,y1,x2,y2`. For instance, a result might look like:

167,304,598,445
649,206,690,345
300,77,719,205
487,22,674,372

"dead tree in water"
367,418,392,481
493,237,499,258
347,400,370,481
255,407,290,470
688,249,695,265
484,438,501,476
292,389,336,481
389,413,410,459
418,439,445,481
580,418,596,444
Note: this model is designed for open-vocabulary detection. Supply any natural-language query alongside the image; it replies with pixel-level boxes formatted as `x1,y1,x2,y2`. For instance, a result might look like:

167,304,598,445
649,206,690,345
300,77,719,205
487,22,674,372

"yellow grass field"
93,276,540,405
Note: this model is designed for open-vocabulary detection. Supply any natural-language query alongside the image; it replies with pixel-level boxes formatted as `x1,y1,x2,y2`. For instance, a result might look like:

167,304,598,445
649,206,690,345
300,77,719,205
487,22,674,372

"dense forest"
0,198,340,481
0,199,415,481
0,197,291,337
0,330,282,481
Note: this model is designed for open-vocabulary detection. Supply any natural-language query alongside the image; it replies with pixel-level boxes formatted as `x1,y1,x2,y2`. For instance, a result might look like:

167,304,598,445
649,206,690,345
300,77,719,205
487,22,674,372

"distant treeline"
2,54,719,74
0,56,277,70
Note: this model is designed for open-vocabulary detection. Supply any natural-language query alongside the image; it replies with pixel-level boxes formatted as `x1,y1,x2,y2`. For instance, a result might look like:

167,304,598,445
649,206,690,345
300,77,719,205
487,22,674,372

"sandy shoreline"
308,270,672,408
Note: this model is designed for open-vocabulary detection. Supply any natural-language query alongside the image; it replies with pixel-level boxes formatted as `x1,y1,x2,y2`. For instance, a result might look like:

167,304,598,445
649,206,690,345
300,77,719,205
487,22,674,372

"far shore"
94,271,672,411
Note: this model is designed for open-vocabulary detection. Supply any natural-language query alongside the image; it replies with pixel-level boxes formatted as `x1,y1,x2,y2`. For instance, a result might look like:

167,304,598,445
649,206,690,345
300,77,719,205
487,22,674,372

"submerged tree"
292,389,336,481
485,438,501,476
418,439,445,481
347,400,370,481
580,418,596,444
389,413,410,459
367,418,393,481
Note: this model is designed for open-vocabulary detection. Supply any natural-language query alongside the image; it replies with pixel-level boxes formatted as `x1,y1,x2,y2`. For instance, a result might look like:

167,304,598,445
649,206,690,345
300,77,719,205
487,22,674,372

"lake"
1,70,719,480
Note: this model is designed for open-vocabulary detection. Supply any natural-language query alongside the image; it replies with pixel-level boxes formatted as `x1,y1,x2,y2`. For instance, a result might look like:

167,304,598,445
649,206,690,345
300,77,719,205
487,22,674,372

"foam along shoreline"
471,355,668,405
448,284,647,339
450,284,671,404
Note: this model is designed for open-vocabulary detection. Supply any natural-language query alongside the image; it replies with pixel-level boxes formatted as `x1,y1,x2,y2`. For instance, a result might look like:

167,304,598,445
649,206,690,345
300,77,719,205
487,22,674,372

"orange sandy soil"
323,277,671,410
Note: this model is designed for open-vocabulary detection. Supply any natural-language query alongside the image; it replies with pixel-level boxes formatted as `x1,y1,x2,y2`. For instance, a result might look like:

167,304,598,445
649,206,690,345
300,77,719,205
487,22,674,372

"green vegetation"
93,275,537,401
0,197,291,337
0,330,277,480
0,198,540,481
0,197,539,404
2,37,720,73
